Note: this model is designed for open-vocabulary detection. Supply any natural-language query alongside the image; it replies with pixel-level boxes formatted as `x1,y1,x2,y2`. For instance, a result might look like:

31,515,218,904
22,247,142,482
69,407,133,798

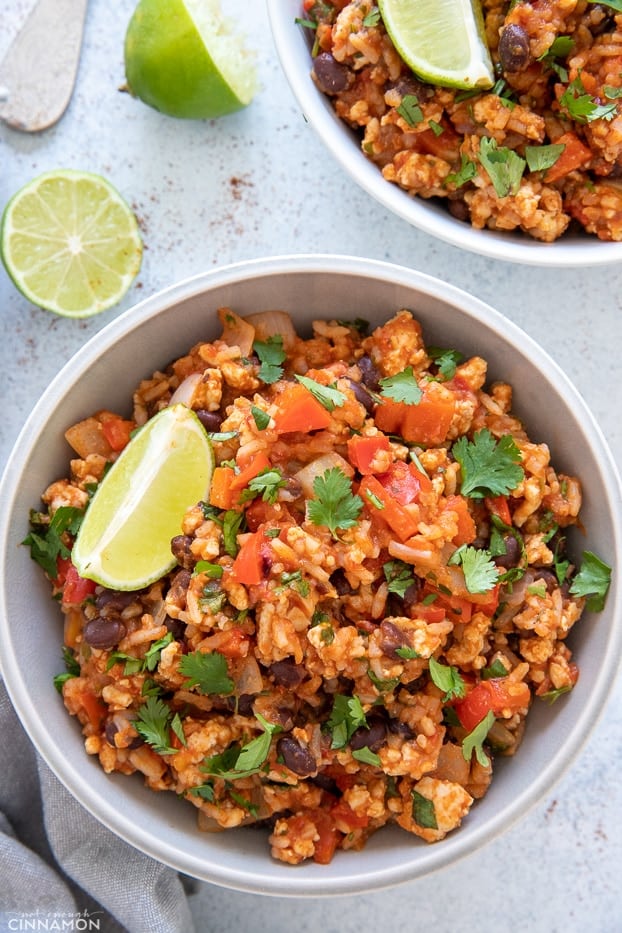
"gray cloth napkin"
0,680,196,933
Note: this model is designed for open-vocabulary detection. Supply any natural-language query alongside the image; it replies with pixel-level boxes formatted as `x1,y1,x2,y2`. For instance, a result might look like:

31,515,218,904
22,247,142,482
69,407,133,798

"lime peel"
124,0,258,119
378,0,494,91
0,170,142,318
72,404,215,591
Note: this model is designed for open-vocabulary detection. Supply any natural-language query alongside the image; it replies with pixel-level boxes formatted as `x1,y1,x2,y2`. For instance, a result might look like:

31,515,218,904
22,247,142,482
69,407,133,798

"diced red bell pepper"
544,132,591,184
230,530,270,586
330,799,369,831
347,434,391,475
60,561,97,606
101,417,134,452
485,495,512,526
375,382,455,445
79,689,107,731
312,810,341,865
209,465,236,510
273,383,332,434
453,679,531,732
359,475,419,542
230,451,271,491
377,460,432,504
445,494,477,546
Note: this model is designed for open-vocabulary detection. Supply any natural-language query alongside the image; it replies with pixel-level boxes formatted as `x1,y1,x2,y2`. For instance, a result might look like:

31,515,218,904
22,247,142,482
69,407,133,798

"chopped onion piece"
294,452,354,499
244,310,297,351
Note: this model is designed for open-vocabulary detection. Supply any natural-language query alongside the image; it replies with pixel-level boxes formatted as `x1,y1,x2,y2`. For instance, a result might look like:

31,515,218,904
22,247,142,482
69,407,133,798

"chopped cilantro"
453,428,524,498
411,789,438,829
446,153,477,189
395,645,420,660
307,467,363,538
228,789,259,816
527,583,547,598
362,7,381,27
560,74,617,123
295,374,346,411
278,569,310,597
134,696,178,755
199,583,227,614
538,35,574,81
336,317,369,334
397,94,424,126
462,709,495,767
352,746,382,766
429,656,466,702
367,669,400,692
604,84,622,99
294,17,318,28
525,143,565,173
540,684,573,704
23,505,85,578
569,550,612,611
171,712,187,747
207,431,238,443
144,632,174,672
482,659,509,680
383,559,416,598
188,782,215,801
106,650,144,676
365,488,385,510
194,561,224,579
428,119,444,137
379,367,422,405
427,346,464,381
250,405,271,430
202,714,281,779
327,694,367,749
53,647,80,693
478,136,526,198
179,650,234,695
222,509,245,557
240,467,287,504
448,544,499,594
254,335,286,384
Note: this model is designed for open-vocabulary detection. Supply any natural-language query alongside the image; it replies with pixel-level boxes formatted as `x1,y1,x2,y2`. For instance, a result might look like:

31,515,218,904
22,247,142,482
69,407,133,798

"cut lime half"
72,404,214,591
1,170,142,318
378,0,494,91
124,0,258,119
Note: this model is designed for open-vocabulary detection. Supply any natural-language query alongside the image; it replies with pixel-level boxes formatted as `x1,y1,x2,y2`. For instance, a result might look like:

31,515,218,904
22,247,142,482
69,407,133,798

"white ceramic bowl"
267,2,622,267
1,255,620,896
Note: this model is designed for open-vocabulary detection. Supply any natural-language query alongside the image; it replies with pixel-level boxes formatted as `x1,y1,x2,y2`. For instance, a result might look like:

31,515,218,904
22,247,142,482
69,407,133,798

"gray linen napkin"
0,681,196,933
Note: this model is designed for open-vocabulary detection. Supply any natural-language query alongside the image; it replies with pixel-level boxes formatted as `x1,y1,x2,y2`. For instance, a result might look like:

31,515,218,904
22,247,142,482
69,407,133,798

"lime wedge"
378,0,494,91
72,404,214,590
124,0,258,119
1,170,142,318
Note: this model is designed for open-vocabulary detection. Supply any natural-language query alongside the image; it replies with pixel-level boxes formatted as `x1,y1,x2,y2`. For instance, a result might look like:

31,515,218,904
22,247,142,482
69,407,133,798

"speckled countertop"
2,2,622,931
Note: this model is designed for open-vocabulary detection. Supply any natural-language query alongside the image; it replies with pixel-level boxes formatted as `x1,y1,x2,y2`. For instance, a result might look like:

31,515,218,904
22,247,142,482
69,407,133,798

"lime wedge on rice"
124,0,258,119
72,404,215,591
1,170,142,318
378,0,494,91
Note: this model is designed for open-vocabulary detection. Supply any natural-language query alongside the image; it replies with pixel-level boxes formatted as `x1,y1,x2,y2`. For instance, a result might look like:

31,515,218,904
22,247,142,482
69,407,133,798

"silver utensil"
0,0,88,132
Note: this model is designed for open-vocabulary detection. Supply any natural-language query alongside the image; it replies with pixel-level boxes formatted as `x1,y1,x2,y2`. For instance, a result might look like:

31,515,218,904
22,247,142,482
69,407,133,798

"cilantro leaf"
427,346,464,381
250,405,270,430
143,632,174,672
202,714,281,779
134,696,178,755
336,317,369,334
453,428,524,498
446,153,477,189
448,544,499,594
525,143,565,173
307,467,363,537
23,505,85,578
429,656,466,702
326,694,367,749
53,647,80,693
482,658,509,679
352,746,382,766
222,509,245,557
240,467,287,504
462,709,495,767
411,789,438,829
560,74,617,123
254,336,286,384
188,782,215,801
362,7,381,27
194,560,224,579
179,650,234,695
395,645,420,660
295,374,346,411
379,367,422,405
367,669,400,692
383,559,416,598
478,136,526,198
397,94,424,127
569,550,612,611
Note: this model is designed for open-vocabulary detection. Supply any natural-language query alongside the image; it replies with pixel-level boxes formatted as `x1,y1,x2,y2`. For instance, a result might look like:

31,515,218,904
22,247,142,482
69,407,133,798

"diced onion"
169,372,202,407
294,452,354,499
218,307,255,356
244,310,297,351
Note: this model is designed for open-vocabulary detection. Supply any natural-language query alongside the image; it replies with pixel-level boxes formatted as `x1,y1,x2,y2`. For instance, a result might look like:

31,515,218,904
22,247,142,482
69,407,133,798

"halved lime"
1,170,142,318
378,0,494,91
124,0,258,119
72,404,214,591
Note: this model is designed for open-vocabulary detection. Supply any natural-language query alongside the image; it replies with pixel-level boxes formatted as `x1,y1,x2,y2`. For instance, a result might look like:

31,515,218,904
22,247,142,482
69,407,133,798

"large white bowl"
1,255,620,896
267,2,622,267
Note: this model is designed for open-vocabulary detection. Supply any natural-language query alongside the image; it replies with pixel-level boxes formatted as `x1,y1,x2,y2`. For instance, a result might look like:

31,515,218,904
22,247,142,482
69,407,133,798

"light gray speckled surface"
2,2,622,931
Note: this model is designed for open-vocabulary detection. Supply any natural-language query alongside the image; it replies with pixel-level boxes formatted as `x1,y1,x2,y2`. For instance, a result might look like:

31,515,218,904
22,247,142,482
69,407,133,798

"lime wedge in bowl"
72,404,214,590
378,0,494,90
0,170,142,318
124,0,258,119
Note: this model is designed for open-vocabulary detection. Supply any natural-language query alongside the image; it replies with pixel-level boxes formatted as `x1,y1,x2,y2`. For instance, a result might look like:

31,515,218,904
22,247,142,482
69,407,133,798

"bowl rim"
266,1,622,267
1,254,621,895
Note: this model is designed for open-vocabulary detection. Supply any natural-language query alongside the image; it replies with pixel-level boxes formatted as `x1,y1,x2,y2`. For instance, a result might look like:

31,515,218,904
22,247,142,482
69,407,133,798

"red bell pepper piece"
453,679,531,732
273,383,332,434
347,434,391,475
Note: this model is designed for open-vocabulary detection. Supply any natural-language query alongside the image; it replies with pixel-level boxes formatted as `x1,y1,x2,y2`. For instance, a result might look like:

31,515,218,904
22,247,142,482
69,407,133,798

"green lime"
1,170,142,318
378,0,494,91
72,404,214,590
124,0,258,119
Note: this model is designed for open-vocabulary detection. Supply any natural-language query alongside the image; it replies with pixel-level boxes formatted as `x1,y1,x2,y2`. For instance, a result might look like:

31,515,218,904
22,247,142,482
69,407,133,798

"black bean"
493,534,520,569
330,568,352,595
390,76,434,102
379,619,410,659
533,568,558,593
237,694,255,717
388,718,415,739
277,736,317,777
83,616,126,649
170,535,196,571
448,197,470,222
196,409,222,432
269,659,306,688
345,379,373,415
165,615,186,641
312,52,353,95
350,717,387,752
402,581,423,614
357,354,381,391
95,590,137,613
104,720,118,746
498,24,531,73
